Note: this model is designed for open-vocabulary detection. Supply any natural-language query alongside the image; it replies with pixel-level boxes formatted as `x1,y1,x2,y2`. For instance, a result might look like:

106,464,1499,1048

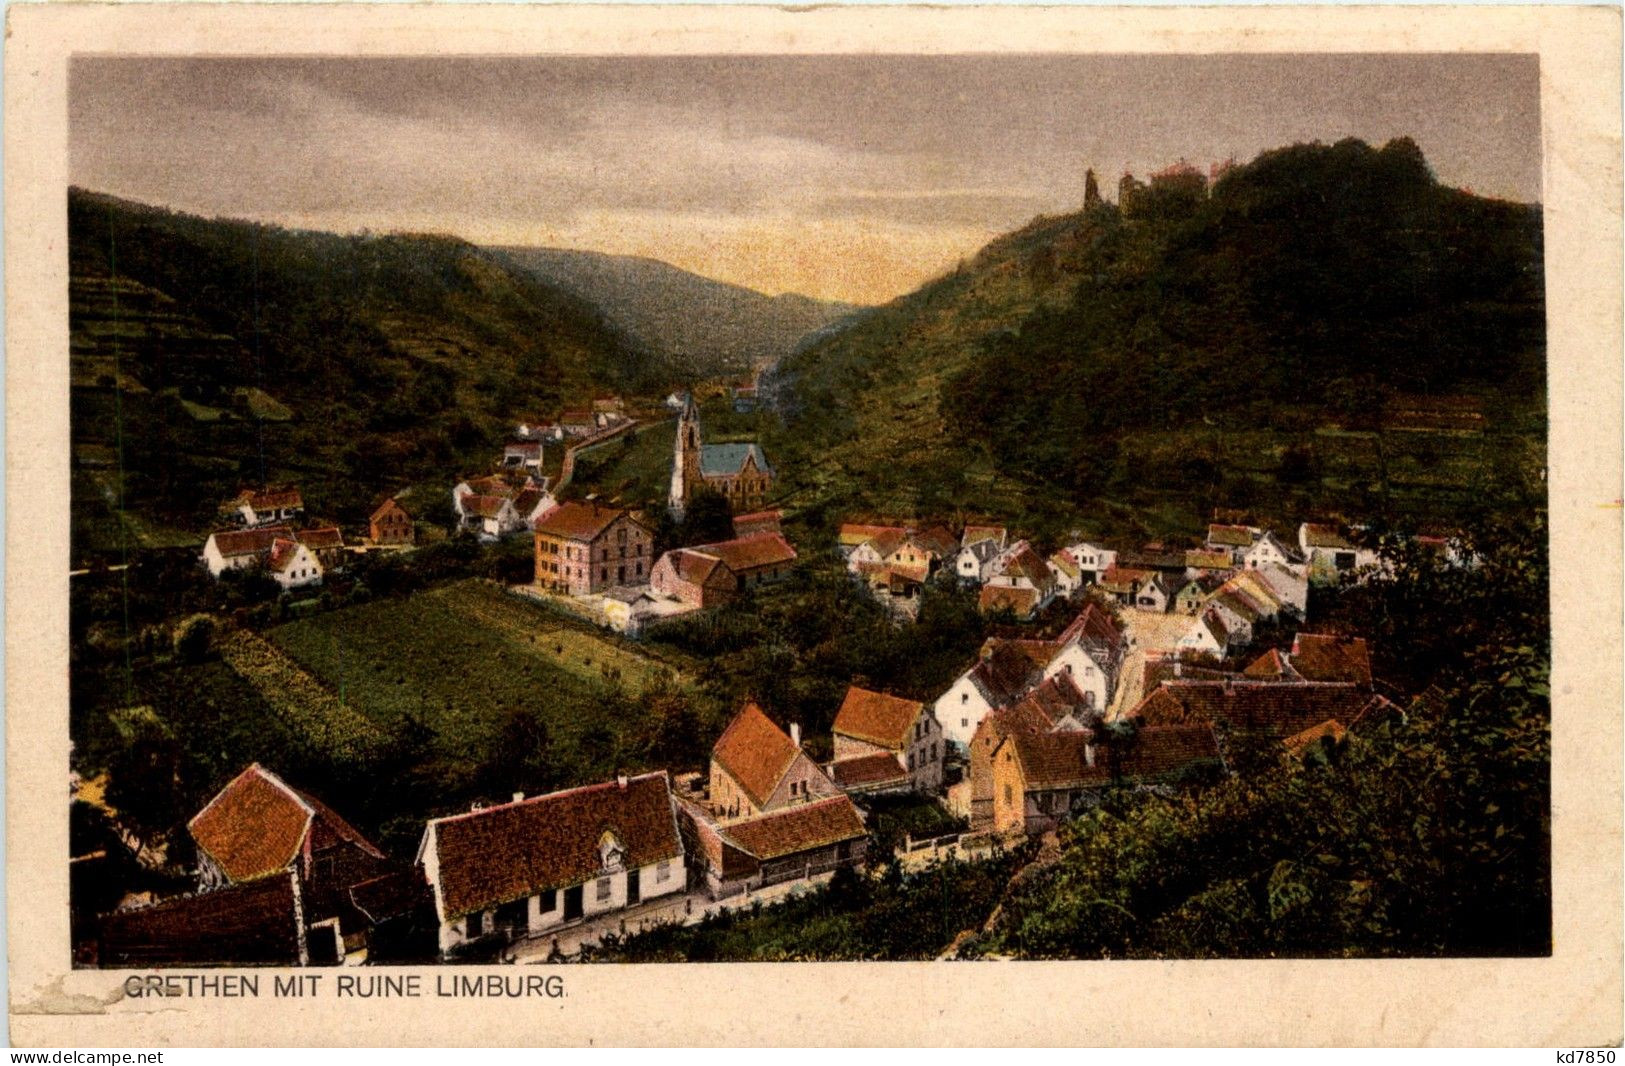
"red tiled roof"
732,510,783,537
712,703,800,809
224,487,304,515
99,872,305,967
911,525,959,558
967,639,1048,704
208,526,294,559
295,527,344,551
692,532,797,575
664,548,731,587
505,441,544,458
861,530,910,560
534,501,636,542
1129,680,1377,742
1243,647,1294,679
348,870,430,925
1056,602,1125,655
189,764,380,884
427,773,680,919
1282,719,1347,757
832,686,924,749
828,752,910,790
1289,634,1374,686
1020,671,1093,725
461,495,509,520
1099,565,1154,591
267,538,304,573
721,796,867,861
980,584,1040,618
370,498,410,523
999,542,1052,586
1009,722,1221,790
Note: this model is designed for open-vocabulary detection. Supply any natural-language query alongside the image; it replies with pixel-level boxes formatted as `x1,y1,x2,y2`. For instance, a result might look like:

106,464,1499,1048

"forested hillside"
497,246,862,384
69,189,655,560
767,139,1545,541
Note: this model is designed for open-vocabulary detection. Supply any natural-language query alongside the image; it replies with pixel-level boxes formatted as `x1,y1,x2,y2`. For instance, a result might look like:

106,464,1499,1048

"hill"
495,246,862,384
69,189,656,562
766,139,1546,543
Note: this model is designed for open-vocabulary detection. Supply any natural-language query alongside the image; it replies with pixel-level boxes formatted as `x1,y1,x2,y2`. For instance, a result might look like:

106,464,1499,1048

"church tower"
668,392,704,520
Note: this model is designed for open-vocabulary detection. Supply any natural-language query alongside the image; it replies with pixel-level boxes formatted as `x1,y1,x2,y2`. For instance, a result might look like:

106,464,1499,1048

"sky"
70,54,1541,305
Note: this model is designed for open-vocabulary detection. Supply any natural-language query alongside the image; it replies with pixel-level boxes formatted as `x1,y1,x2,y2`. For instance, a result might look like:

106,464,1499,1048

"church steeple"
668,391,703,520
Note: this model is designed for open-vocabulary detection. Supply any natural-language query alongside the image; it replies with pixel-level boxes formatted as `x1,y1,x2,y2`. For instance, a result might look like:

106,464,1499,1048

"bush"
171,613,217,663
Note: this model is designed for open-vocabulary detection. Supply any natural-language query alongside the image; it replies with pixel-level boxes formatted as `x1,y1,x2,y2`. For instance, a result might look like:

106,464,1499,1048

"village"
77,378,1479,969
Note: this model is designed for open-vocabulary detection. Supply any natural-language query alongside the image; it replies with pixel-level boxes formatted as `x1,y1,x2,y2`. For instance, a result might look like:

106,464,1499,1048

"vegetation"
768,139,1544,543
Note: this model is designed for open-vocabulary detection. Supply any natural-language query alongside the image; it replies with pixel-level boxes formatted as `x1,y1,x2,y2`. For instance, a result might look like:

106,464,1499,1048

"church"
668,393,775,519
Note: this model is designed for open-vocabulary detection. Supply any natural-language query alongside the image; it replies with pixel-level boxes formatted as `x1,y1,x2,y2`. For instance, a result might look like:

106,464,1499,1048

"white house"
1048,552,1083,597
1206,523,1261,565
201,526,321,589
457,494,520,541
266,537,324,590
502,440,545,475
218,487,305,530
416,772,685,959
1038,604,1127,712
954,539,1002,583
1244,530,1305,574
1178,610,1232,659
933,639,1049,751
1063,542,1117,584
1298,523,1381,585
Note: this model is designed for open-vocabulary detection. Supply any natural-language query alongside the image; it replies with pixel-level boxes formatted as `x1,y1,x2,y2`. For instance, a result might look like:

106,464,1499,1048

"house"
708,703,840,824
513,487,559,530
202,525,294,578
1048,552,1083,597
533,502,653,596
219,486,305,530
1174,574,1224,616
731,381,758,413
515,418,563,442
1240,562,1308,617
979,584,1041,620
1298,523,1380,585
981,540,1056,616
676,793,867,900
668,393,774,518
965,672,1095,829
458,494,521,541
599,585,698,636
840,523,909,559
503,440,545,474
453,474,541,540
1134,571,1181,613
1247,633,1374,686
369,498,414,546
188,764,392,960
954,538,1003,583
1128,676,1401,763
849,529,909,572
731,509,783,539
1063,542,1117,584
830,686,945,794
1205,523,1260,563
933,638,1053,750
989,722,1224,834
265,538,324,590
649,548,737,608
1040,602,1128,712
560,410,596,437
416,772,685,958
687,532,797,590
1178,609,1233,659
294,527,345,572
1184,549,1234,576
1244,530,1305,573
99,871,314,967
1097,565,1154,607
826,752,910,796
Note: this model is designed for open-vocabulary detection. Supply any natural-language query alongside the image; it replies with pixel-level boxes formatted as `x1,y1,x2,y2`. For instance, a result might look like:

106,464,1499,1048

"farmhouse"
416,773,685,958
830,686,944,794
368,498,414,546
201,527,323,589
708,703,841,824
219,486,305,530
532,502,653,596
963,672,1095,829
294,527,345,572
188,764,392,961
933,638,1053,750
502,440,544,475
649,548,737,608
687,532,798,590
1298,523,1381,584
676,793,868,900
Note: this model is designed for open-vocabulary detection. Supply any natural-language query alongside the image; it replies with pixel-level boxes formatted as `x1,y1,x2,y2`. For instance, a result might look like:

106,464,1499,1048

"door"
627,867,641,905
563,884,584,921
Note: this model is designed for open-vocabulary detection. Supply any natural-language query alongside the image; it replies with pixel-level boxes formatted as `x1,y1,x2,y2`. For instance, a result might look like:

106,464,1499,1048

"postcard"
7,2,1621,1048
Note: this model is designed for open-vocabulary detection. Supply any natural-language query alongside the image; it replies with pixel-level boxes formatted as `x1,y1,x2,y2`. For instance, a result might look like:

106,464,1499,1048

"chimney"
616,773,629,790
790,723,801,748
512,791,525,803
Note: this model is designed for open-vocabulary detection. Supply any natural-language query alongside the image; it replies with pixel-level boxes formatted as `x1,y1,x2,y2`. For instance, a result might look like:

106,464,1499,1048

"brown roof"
224,487,304,514
1289,634,1373,686
295,527,344,551
999,542,1052,586
1008,723,1222,791
348,870,431,925
692,532,797,575
1207,524,1256,548
1186,549,1235,570
1301,523,1356,550
512,488,548,516
840,523,909,546
1020,671,1093,725
208,526,294,559
664,548,733,588
712,703,800,809
979,584,1040,617
99,872,306,967
832,687,924,749
911,525,960,558
533,501,635,542
1099,565,1154,592
722,796,867,861
426,773,681,920
267,538,306,573
1056,602,1126,657
962,524,1007,548
369,498,410,523
1130,680,1377,742
505,441,544,458
828,752,910,790
732,510,783,537
189,764,381,884
967,639,1048,705
1282,719,1348,757
1243,647,1295,680
860,530,910,560
461,495,511,520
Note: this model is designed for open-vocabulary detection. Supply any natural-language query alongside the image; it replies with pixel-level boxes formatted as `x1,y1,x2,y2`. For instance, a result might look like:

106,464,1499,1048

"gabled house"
1128,677,1401,764
963,671,1095,829
933,638,1053,751
533,502,653,596
1298,523,1381,585
560,411,596,437
982,540,1057,617
1098,565,1154,607
1178,609,1233,659
978,583,1041,620
1184,548,1235,575
369,498,414,546
650,548,738,608
830,686,944,794
1048,552,1083,597
954,538,1003,583
1174,573,1225,616
1063,542,1117,584
1278,633,1373,686
458,494,521,541
202,525,294,579
687,532,798,590
1041,602,1127,712
188,764,391,961
961,525,1009,552
708,703,840,824
731,509,783,539
1244,530,1305,574
416,772,685,958
502,440,545,475
848,529,909,572
1134,571,1181,612
676,793,867,900
294,527,345,573
839,523,909,559
1205,523,1260,564
219,487,305,530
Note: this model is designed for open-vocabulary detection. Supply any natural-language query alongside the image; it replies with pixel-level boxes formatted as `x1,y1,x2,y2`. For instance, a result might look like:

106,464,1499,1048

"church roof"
700,443,773,478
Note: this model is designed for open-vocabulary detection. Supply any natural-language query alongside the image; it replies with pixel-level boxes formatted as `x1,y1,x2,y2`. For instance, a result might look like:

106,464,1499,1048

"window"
596,877,612,902
1003,784,1013,806
466,910,484,938
961,692,969,704
636,562,643,577
539,889,557,913
907,753,915,771
656,860,672,883
961,718,969,729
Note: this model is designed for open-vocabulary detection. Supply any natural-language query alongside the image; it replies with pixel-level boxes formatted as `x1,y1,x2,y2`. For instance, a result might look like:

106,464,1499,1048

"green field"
567,419,676,507
258,580,695,780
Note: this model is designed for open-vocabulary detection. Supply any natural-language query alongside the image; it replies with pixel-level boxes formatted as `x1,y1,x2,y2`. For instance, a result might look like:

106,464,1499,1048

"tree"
679,489,734,547
171,613,217,664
